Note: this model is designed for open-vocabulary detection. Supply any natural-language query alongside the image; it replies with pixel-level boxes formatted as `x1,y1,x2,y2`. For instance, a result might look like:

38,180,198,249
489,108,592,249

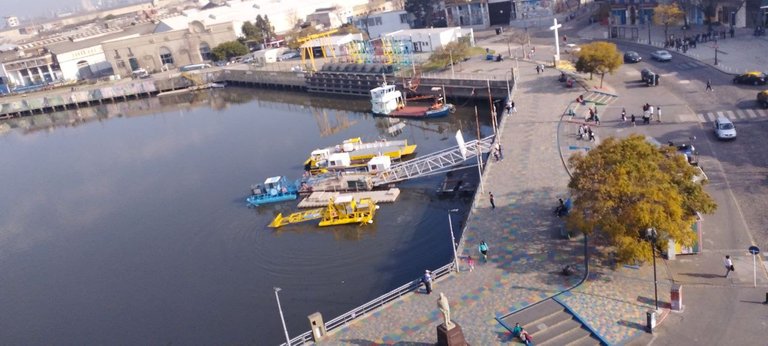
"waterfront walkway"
318,50,669,345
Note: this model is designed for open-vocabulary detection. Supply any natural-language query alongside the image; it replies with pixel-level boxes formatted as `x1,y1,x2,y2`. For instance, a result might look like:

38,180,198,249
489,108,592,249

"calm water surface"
0,88,493,345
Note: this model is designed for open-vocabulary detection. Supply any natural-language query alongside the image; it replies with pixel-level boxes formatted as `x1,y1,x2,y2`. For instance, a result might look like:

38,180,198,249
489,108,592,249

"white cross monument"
549,18,563,62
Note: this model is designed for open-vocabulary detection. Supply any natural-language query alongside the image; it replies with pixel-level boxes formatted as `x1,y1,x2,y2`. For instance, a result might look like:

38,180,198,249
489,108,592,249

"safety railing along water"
280,261,455,346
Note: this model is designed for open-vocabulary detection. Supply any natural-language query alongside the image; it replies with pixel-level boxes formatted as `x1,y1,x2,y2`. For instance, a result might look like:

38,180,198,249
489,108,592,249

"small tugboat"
304,137,416,174
246,176,298,207
370,83,455,119
268,195,379,228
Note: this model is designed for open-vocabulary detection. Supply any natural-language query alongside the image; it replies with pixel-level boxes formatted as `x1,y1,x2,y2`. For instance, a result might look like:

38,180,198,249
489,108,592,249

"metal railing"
279,261,455,346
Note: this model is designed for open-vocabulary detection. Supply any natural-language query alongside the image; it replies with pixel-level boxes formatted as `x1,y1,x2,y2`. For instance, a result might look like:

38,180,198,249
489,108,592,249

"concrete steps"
500,298,604,346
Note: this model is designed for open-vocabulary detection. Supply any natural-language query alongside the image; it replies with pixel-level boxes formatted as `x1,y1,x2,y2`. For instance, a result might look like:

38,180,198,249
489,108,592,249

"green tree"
574,41,623,88
404,0,436,28
212,41,249,61
425,37,472,69
654,3,685,41
566,135,717,263
241,21,259,39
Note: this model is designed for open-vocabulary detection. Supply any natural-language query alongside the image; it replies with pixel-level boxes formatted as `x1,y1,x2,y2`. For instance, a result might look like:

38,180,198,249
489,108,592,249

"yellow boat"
268,195,379,228
303,137,416,174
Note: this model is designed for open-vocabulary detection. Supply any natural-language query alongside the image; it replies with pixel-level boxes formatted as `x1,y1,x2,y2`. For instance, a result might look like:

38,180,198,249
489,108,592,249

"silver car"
650,50,672,62
714,115,737,140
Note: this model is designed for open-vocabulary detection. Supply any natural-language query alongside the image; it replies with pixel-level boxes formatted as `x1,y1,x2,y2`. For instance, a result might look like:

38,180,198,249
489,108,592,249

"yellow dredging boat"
268,195,379,228
303,137,416,174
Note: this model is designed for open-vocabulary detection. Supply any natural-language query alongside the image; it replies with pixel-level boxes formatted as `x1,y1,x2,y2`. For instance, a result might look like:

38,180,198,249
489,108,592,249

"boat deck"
390,106,429,117
297,188,400,208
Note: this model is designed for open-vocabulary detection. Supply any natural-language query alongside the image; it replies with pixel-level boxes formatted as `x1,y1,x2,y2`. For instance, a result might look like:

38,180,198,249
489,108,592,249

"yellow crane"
297,28,339,72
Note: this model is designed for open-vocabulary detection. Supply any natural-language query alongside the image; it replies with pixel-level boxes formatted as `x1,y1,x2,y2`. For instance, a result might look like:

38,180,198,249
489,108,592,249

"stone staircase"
500,299,604,345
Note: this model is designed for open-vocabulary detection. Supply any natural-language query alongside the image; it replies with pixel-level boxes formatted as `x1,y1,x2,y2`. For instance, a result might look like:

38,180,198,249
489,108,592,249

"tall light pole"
647,15,652,45
274,287,291,346
645,228,659,311
448,209,460,273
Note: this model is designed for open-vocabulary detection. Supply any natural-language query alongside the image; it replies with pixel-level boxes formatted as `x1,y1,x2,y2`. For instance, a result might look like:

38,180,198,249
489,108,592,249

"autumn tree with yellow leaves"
574,41,623,88
654,3,685,41
565,135,716,263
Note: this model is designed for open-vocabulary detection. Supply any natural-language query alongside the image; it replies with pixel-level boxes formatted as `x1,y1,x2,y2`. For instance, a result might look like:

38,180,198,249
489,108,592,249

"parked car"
564,43,581,54
624,51,642,63
713,115,737,140
733,71,767,85
650,50,672,62
757,90,768,108
640,68,659,85
131,68,150,79
278,51,301,61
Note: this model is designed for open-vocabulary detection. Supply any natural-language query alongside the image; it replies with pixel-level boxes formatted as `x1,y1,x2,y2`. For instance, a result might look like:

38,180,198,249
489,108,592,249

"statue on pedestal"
437,292,455,330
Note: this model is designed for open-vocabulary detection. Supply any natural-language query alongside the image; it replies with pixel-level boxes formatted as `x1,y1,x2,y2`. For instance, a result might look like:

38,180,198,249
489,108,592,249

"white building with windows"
384,27,474,53
47,24,156,81
351,10,412,39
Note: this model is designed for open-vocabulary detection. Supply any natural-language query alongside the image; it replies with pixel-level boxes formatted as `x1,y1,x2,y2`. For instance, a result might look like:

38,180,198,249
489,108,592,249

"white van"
714,115,736,140
131,68,150,79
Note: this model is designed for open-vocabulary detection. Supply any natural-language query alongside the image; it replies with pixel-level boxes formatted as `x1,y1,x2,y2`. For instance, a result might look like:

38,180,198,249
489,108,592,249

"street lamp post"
448,209,460,273
645,228,660,311
274,287,291,346
647,15,652,45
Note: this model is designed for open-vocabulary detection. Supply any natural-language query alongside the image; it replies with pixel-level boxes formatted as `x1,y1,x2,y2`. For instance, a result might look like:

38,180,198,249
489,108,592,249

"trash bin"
646,310,656,333
495,27,502,35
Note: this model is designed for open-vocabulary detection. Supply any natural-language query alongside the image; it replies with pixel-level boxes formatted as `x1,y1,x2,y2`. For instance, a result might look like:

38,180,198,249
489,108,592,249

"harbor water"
0,87,494,344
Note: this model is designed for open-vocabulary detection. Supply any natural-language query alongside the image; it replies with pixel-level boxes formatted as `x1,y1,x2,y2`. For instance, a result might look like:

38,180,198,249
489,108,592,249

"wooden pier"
297,188,401,208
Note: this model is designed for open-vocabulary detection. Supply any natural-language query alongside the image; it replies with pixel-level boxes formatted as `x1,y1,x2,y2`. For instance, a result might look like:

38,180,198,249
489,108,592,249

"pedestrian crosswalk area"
697,108,768,123
673,61,707,70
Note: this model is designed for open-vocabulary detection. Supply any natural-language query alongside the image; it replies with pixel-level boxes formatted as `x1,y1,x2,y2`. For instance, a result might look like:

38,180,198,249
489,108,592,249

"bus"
179,63,211,72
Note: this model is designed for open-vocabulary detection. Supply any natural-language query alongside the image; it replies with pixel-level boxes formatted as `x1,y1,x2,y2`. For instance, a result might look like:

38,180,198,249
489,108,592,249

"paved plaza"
319,49,672,344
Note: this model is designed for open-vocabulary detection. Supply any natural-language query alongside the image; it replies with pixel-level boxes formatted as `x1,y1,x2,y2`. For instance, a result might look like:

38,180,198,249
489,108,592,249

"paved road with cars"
567,40,768,344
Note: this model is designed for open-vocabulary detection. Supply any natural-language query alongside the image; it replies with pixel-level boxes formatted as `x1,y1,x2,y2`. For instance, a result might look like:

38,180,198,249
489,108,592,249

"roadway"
573,41,768,344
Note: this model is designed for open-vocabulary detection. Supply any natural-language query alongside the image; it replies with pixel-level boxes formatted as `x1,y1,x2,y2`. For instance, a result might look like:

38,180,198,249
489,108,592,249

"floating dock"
298,188,400,208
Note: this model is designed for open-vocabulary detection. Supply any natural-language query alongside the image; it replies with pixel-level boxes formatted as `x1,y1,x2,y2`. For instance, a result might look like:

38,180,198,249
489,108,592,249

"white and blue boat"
246,176,299,207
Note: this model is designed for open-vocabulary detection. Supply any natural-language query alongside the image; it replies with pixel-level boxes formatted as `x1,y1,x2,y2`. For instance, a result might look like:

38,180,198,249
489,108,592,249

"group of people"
665,29,735,53
577,123,596,142
535,64,545,74
587,106,600,124
505,100,517,115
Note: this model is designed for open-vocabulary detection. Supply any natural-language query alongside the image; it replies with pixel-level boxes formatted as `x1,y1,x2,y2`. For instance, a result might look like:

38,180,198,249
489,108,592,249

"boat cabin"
367,155,391,173
370,84,404,115
253,176,291,196
327,153,352,169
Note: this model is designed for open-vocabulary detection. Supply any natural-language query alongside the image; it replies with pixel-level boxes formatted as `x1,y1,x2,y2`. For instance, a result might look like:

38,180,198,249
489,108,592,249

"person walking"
535,65,541,74
511,101,517,113
422,270,433,294
489,192,496,209
631,113,636,127
656,106,662,122
467,256,475,272
495,143,504,160
706,79,713,92
588,127,595,142
724,255,734,278
577,124,585,140
479,241,489,262
594,114,600,126
621,108,626,122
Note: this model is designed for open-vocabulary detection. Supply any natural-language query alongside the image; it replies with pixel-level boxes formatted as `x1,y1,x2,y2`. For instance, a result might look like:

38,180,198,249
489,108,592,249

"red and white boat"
370,84,454,119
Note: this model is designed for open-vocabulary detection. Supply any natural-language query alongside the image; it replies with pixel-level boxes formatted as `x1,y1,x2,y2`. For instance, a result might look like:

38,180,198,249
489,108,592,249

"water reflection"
0,87,493,345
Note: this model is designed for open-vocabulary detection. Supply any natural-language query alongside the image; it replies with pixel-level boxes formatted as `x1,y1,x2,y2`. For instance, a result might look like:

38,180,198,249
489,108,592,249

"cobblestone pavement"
320,57,585,346
319,44,682,346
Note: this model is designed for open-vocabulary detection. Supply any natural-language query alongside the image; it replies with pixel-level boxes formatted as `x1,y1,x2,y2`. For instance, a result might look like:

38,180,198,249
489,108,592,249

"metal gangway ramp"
373,134,495,186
